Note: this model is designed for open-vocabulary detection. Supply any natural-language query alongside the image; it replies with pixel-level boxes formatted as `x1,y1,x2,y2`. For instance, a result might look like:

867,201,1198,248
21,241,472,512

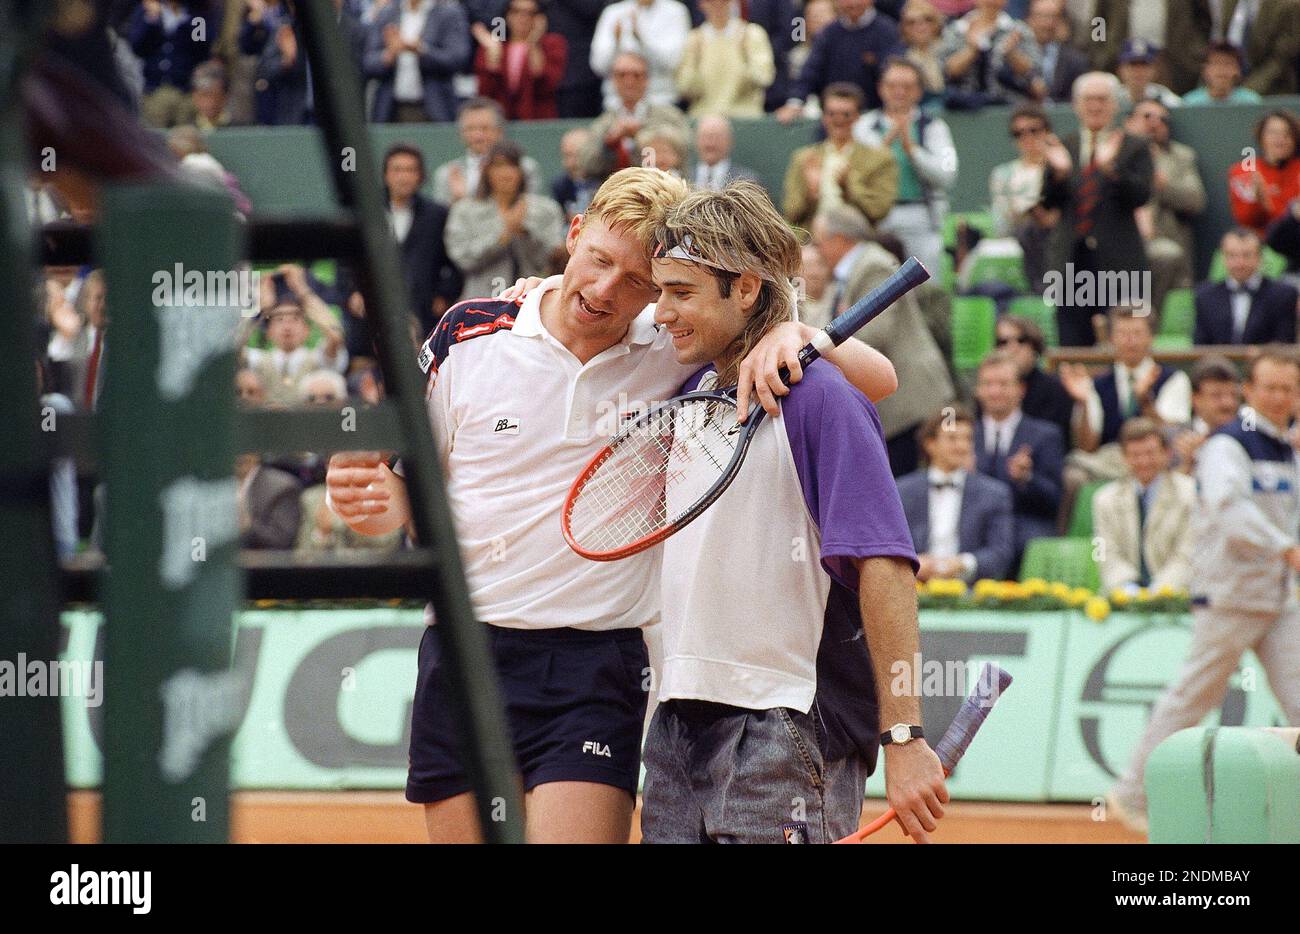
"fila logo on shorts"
582,741,612,757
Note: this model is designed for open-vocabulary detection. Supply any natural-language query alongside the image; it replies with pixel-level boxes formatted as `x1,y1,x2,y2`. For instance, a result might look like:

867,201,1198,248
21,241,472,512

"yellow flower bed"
915,577,1190,618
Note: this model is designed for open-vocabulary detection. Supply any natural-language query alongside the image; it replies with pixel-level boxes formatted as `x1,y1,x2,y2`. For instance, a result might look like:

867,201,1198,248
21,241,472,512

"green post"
98,183,243,842
0,0,68,844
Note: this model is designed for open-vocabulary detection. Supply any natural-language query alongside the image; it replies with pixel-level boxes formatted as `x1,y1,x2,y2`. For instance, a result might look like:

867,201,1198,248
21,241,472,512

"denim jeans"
641,699,868,844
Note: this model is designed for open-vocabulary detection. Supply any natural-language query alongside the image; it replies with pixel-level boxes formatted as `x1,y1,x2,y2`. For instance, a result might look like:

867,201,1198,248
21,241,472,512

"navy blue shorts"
406,624,649,804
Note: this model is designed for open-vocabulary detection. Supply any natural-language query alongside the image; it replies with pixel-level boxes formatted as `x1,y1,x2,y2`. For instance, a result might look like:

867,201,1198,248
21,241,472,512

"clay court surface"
66,792,1144,844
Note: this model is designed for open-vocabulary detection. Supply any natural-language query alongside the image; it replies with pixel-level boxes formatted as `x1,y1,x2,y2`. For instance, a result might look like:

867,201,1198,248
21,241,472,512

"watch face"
891,724,910,745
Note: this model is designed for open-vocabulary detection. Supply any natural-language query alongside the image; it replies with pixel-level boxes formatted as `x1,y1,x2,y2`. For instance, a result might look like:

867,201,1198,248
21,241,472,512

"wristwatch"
880,723,924,747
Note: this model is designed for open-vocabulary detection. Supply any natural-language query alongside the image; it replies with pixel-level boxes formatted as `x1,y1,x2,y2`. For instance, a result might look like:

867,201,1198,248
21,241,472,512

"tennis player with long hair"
325,167,898,843
640,182,949,843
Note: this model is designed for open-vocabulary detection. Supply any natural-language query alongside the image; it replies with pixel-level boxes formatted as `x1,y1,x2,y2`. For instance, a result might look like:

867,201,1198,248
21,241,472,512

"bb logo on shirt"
493,417,520,435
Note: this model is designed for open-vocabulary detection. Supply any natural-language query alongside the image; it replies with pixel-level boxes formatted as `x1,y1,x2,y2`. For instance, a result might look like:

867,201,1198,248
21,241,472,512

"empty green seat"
964,252,1030,293
943,210,998,249
1068,480,1107,538
1160,288,1195,338
950,295,997,371
1019,536,1101,591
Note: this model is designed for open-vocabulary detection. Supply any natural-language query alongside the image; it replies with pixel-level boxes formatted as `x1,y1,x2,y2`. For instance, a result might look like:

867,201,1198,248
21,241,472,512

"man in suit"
1092,417,1196,593
690,116,759,192
783,82,897,229
1082,0,1213,96
237,454,303,550
1194,228,1299,345
972,352,1066,562
364,0,473,124
579,51,690,181
897,407,1016,583
813,205,955,476
1220,0,1300,96
433,98,541,206
379,143,461,335
996,314,1075,446
1021,0,1088,103
550,128,600,219
1041,71,1153,346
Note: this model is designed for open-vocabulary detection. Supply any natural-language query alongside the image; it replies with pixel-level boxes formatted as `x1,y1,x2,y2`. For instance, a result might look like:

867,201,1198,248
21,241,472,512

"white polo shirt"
416,275,697,631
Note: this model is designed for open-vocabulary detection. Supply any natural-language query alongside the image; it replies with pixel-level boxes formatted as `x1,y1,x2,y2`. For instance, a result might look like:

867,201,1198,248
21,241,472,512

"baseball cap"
1119,38,1159,64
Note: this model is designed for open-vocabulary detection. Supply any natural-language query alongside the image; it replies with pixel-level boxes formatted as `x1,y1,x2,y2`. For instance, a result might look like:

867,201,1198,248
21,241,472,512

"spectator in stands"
997,314,1074,445
379,143,460,333
1092,417,1195,593
244,268,348,406
812,205,955,474
691,115,759,191
776,0,904,122
551,128,599,218
36,358,79,558
547,0,605,119
167,124,253,215
798,243,834,327
1170,355,1242,473
26,176,66,226
896,0,948,108
434,98,541,205
444,141,566,300
580,52,690,180
938,0,1041,109
898,406,1016,582
1018,0,1086,103
784,83,897,230
590,0,692,112
1182,41,1262,105
704,0,799,112
471,0,568,120
636,123,689,176
1114,39,1180,110
365,0,472,123
1108,349,1300,834
1124,98,1204,319
1041,72,1153,346
1082,0,1211,96
128,0,211,128
236,367,268,406
47,271,107,411
1194,228,1298,345
786,0,835,109
1223,0,1300,96
988,104,1054,293
1059,306,1191,484
190,60,235,131
972,351,1065,563
1229,110,1300,239
854,59,956,274
675,0,775,118
237,454,302,550
240,0,310,125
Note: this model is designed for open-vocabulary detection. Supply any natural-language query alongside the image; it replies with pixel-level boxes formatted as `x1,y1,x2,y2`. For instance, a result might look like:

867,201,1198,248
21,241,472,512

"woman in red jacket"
471,0,568,121
1229,109,1300,236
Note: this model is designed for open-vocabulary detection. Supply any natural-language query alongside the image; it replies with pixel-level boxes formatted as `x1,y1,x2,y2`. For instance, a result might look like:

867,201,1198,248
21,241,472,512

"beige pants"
1113,602,1300,807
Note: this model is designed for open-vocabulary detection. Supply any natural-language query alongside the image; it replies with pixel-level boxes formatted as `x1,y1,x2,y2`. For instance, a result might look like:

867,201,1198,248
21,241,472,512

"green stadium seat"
1018,536,1101,591
1153,334,1193,350
1007,296,1059,347
1067,480,1107,538
1208,245,1287,283
964,252,1030,293
950,295,997,371
939,250,955,291
1159,288,1195,338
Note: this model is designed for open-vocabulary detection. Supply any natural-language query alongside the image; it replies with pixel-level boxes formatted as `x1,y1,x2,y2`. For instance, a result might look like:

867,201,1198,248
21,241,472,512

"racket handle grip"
932,663,1013,772
798,256,930,368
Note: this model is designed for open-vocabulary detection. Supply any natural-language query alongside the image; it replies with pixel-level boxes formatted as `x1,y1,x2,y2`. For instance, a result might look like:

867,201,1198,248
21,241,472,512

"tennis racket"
561,256,930,562
834,662,1014,844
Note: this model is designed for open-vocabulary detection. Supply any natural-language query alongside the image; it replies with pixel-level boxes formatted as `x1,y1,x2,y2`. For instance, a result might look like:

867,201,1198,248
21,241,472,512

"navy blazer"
1193,277,1298,346
365,1,472,124
973,413,1065,548
896,469,1015,581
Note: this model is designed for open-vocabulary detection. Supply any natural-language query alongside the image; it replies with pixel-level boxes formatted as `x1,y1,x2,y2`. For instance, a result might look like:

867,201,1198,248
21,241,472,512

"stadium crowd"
28,0,1300,592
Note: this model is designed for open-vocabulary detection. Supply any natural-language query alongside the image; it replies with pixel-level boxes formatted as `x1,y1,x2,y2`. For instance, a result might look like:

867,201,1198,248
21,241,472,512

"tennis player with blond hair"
641,182,949,843
326,167,898,844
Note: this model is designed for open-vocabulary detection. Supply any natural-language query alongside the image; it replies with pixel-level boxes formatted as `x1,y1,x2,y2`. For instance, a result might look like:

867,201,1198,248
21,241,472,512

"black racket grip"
795,256,931,370
931,663,1013,773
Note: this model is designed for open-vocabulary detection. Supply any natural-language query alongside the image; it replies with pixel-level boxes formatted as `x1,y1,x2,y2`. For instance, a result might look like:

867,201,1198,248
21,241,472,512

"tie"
1074,147,1100,242
1136,485,1151,587
1124,369,1139,418
83,328,103,409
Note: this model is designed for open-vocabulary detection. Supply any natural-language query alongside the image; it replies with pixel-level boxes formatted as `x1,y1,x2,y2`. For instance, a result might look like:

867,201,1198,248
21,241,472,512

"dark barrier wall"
209,97,1300,279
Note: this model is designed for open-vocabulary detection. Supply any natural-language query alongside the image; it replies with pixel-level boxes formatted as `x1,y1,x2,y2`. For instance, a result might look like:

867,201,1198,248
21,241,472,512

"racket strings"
567,398,741,553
